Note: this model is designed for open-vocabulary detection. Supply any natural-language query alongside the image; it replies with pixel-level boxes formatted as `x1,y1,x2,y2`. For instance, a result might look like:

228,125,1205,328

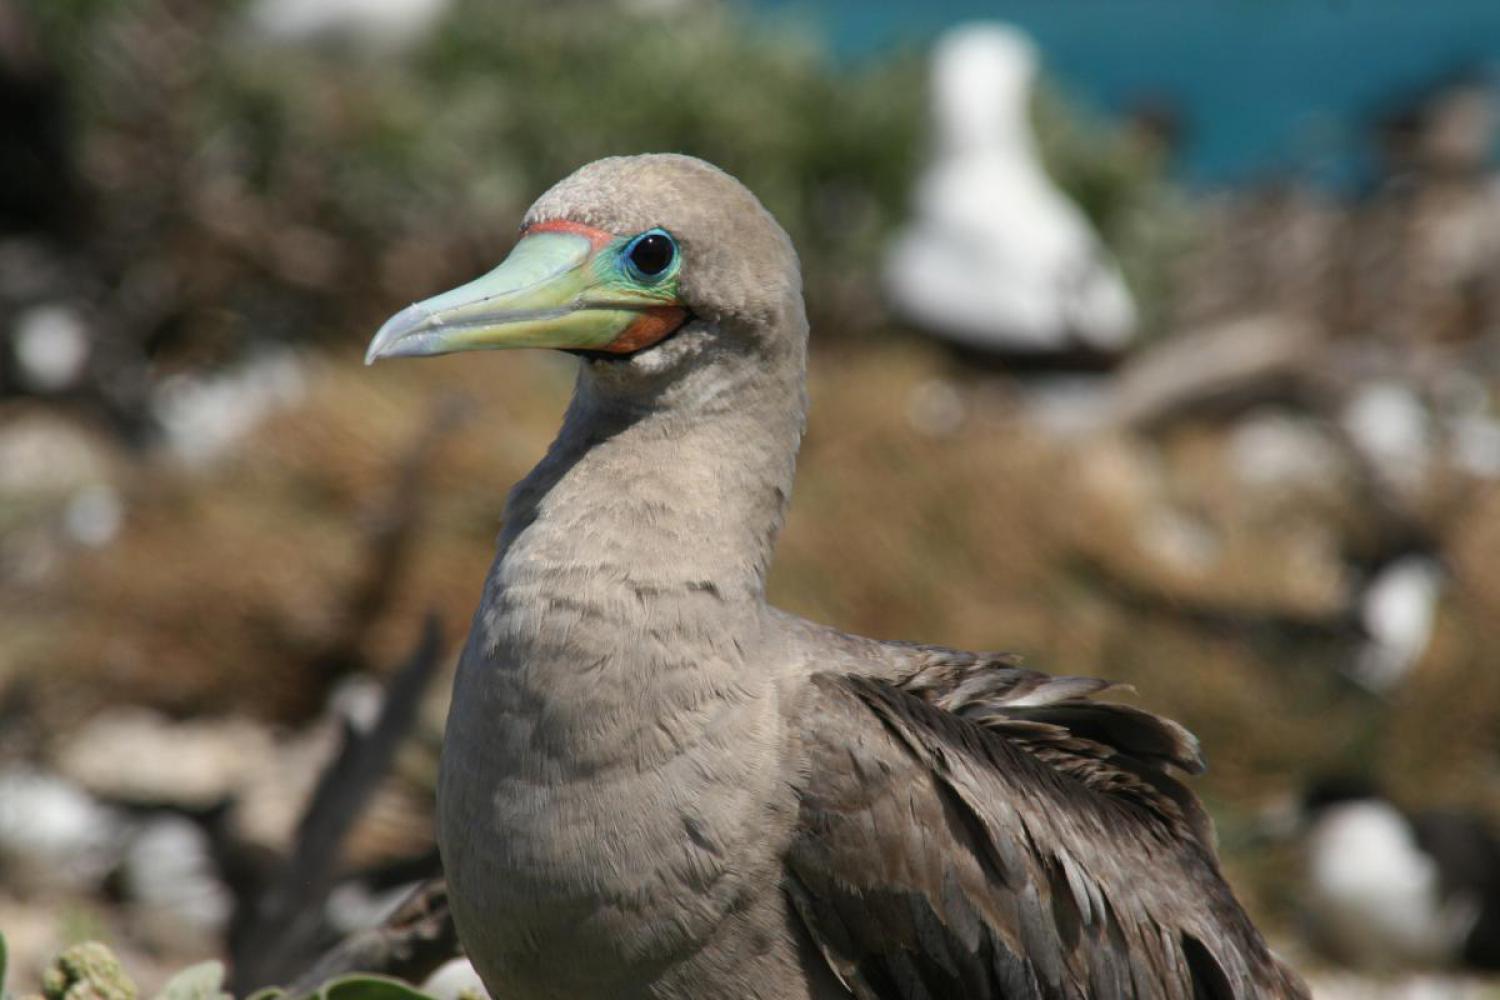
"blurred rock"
62,484,124,549
1341,382,1434,501
1111,314,1317,429
0,767,125,894
119,815,233,954
1015,375,1114,439
1448,413,1500,480
1308,972,1499,1000
420,958,488,1000
0,411,121,580
151,350,307,466
1229,411,1348,500
903,378,965,437
884,23,1136,359
11,303,90,393
325,878,419,936
1432,369,1491,421
1352,556,1443,692
148,962,231,1000
1070,431,1222,576
57,708,276,810
0,412,115,499
1071,431,1159,517
1137,506,1221,577
328,673,385,736
1069,424,1353,620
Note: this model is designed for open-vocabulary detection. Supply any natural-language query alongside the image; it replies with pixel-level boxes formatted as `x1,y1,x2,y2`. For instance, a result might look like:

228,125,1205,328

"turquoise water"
752,0,1500,189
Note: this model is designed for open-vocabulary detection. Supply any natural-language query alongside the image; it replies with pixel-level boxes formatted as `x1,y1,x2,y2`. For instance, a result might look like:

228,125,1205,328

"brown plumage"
366,154,1309,999
785,635,1306,998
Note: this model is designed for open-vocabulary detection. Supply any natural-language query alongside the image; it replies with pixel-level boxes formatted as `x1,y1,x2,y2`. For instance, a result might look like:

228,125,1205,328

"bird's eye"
624,229,677,281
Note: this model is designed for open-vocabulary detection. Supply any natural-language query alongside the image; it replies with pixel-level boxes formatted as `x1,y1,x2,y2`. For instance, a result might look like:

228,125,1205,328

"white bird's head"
931,23,1040,160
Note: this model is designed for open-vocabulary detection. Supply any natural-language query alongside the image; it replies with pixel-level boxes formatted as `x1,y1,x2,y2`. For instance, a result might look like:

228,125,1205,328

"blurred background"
1,0,1499,996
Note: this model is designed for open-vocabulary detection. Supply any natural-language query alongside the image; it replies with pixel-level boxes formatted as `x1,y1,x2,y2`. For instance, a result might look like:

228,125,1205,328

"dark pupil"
630,234,673,276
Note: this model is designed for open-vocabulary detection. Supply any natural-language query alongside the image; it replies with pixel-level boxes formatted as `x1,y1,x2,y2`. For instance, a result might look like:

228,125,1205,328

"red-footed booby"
366,154,1306,999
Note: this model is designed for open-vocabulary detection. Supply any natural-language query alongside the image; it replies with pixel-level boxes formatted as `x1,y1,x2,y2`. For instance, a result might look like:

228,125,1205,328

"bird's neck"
460,332,807,771
500,345,805,603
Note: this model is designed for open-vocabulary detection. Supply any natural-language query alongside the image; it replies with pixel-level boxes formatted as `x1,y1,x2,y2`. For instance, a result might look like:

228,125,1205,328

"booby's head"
366,154,806,402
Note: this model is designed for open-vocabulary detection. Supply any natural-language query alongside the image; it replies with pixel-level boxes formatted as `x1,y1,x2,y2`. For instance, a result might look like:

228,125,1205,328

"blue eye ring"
622,228,678,283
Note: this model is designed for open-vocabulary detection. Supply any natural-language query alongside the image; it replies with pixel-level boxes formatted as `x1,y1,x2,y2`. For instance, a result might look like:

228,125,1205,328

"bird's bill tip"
364,303,433,365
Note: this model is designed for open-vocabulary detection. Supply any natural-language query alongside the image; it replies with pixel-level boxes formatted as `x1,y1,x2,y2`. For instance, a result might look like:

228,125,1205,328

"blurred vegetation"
1,934,451,1000
13,0,1178,373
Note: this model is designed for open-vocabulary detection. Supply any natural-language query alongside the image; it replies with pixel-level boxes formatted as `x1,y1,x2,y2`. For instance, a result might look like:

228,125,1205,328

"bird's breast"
436,616,796,998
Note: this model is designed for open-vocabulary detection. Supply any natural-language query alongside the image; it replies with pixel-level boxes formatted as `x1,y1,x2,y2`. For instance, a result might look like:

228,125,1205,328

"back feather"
889,647,1212,844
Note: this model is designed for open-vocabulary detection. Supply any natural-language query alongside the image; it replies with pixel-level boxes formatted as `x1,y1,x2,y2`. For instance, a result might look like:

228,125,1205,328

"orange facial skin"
605,306,690,353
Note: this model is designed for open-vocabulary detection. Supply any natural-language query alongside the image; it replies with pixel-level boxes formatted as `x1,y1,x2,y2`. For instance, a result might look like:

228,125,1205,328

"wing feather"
784,649,1308,999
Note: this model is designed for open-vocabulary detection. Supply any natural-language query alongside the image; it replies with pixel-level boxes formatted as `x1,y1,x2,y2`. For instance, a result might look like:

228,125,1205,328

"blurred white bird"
12,303,90,393
885,24,1137,361
1296,779,1500,973
245,0,452,51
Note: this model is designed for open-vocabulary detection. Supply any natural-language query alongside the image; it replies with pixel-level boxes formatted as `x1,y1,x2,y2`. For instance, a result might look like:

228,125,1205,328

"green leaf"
245,988,286,1000
1,931,9,1000
149,962,228,1000
315,974,441,1000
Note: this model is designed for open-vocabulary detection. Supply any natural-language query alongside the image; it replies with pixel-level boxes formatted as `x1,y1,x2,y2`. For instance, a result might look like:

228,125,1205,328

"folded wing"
785,649,1307,1000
